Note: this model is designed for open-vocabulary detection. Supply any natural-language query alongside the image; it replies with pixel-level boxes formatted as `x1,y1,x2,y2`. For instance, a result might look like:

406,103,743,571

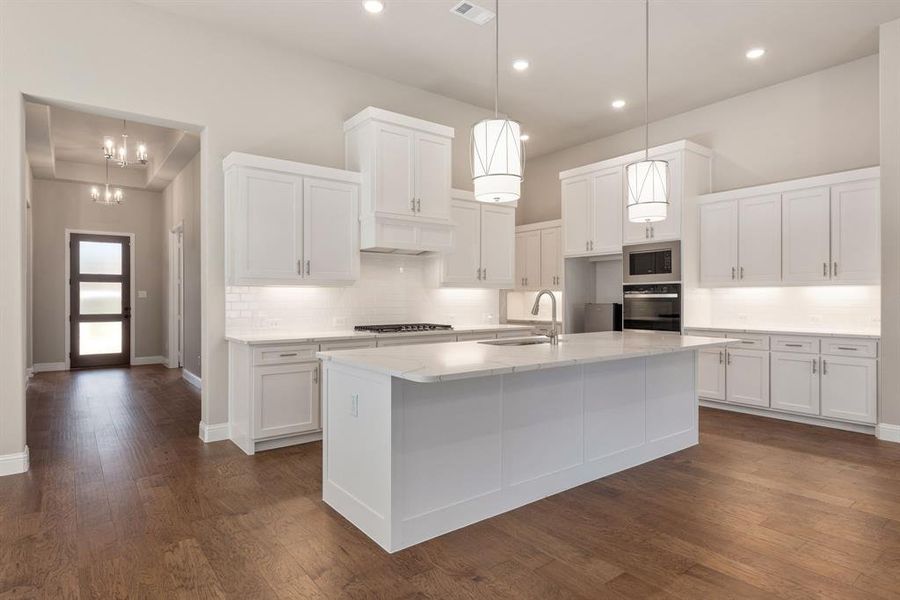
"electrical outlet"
350,394,359,417
333,316,348,327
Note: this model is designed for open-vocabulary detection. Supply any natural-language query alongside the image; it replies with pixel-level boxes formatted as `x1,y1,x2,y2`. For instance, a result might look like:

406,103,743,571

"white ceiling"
138,0,900,157
26,103,200,191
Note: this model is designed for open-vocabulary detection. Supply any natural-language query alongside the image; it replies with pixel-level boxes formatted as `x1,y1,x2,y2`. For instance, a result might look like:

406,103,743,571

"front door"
70,233,131,368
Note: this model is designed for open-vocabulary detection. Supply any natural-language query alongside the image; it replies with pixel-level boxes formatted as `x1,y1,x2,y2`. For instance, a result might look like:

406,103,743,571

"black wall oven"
623,284,682,332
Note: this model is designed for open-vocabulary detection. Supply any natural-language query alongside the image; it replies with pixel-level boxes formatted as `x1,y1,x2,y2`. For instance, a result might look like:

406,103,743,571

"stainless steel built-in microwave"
623,241,681,284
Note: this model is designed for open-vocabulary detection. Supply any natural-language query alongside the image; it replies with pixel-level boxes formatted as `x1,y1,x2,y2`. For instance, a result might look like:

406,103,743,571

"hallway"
2,366,900,598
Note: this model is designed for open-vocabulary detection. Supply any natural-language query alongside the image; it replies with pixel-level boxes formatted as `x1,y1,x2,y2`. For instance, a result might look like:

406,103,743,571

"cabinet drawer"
456,332,497,342
726,333,769,350
253,344,319,365
319,339,377,351
771,335,819,354
820,338,878,358
376,334,456,347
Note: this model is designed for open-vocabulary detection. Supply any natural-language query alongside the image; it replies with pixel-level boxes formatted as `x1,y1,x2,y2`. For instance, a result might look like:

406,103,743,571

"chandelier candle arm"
627,0,669,224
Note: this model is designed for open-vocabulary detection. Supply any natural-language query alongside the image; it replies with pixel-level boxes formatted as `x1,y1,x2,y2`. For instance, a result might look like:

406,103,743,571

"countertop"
317,330,732,383
683,325,880,339
225,324,535,345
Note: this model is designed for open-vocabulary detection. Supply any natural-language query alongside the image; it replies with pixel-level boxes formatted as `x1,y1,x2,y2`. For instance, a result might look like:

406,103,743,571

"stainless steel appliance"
583,303,623,332
622,284,681,332
623,240,681,284
354,323,452,333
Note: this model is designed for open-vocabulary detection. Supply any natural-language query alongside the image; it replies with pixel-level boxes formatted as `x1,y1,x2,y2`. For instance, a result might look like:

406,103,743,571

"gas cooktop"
354,323,453,334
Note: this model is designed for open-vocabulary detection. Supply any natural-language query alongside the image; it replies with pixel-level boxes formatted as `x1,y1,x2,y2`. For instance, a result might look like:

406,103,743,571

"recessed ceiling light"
519,133,529,142
611,99,626,109
745,47,765,60
363,0,384,14
512,59,530,72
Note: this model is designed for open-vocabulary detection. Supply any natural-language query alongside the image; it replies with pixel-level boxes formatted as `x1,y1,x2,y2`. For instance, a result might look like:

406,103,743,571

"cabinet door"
540,227,562,288
375,124,416,217
725,349,769,407
253,362,320,439
782,187,830,283
591,167,623,254
831,180,880,283
234,167,304,284
697,348,726,400
480,204,516,286
820,356,877,424
770,352,820,415
442,200,482,285
414,132,451,220
562,177,592,255
515,230,541,289
699,200,739,285
303,178,359,282
645,151,682,242
739,193,781,284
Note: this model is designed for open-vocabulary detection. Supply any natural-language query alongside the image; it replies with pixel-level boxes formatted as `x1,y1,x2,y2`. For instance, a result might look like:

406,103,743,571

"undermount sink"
479,336,552,346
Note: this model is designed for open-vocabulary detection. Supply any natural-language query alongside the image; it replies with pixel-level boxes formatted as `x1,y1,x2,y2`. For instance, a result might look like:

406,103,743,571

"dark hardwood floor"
2,366,900,599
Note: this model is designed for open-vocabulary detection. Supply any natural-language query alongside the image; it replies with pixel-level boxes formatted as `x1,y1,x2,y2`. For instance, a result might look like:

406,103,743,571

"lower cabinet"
770,352,820,415
697,348,726,401
725,348,769,407
253,362,320,439
820,355,877,424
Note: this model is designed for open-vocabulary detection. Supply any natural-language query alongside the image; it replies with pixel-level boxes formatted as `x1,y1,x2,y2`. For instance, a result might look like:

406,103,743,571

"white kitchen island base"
321,347,701,553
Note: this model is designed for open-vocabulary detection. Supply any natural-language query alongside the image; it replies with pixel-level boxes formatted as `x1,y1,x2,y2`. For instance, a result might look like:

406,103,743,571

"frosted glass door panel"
79,282,122,314
79,322,123,355
79,241,123,275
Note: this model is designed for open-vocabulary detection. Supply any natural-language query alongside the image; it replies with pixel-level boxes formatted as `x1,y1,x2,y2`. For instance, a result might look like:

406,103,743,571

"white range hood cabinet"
345,107,455,254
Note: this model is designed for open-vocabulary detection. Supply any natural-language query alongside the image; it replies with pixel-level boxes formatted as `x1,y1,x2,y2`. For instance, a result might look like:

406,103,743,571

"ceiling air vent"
450,1,495,25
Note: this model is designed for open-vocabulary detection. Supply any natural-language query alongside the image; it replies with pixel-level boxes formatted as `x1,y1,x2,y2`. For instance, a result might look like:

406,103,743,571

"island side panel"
322,362,394,551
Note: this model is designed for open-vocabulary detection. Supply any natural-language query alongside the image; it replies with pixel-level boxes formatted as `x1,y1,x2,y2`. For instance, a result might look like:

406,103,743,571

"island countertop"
317,330,732,383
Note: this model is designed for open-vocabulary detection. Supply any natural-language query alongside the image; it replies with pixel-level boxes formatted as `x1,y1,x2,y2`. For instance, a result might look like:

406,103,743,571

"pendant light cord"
644,0,649,161
495,0,499,118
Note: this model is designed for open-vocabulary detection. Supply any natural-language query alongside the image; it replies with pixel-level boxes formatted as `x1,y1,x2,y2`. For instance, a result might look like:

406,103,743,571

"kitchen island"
317,331,731,552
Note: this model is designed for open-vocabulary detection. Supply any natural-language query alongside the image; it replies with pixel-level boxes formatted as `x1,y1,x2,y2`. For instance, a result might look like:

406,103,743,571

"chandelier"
103,119,148,168
91,152,124,206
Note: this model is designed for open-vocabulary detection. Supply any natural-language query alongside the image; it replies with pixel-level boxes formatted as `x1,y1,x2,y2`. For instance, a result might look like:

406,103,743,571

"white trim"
64,229,136,369
876,423,900,443
516,219,562,233
343,106,455,138
697,166,880,204
700,400,876,435
182,368,201,390
32,362,66,373
222,152,362,183
131,355,168,366
559,140,713,180
0,446,29,477
198,420,229,443
168,222,184,369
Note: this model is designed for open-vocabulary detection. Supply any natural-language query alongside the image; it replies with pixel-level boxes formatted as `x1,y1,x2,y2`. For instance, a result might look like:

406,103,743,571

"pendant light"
626,0,668,223
471,0,523,203
103,120,149,168
91,154,124,206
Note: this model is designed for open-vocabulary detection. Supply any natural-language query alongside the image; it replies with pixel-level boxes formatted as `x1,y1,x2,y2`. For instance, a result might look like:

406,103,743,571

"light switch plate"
138,290,148,299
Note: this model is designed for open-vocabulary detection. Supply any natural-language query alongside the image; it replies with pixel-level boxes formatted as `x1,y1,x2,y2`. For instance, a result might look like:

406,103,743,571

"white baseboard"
131,355,168,366
876,423,900,443
199,421,229,443
700,399,876,435
0,446,29,477
182,369,201,390
32,362,66,373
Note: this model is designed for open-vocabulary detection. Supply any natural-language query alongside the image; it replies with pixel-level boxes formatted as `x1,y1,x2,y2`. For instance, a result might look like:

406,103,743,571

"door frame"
168,221,184,369
64,229,136,370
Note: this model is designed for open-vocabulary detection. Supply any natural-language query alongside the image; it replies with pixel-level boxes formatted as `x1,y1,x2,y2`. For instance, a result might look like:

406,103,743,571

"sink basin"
479,336,552,346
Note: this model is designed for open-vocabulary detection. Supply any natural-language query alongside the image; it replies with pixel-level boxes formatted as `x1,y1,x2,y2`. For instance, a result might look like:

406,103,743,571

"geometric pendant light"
626,0,669,223
471,0,524,203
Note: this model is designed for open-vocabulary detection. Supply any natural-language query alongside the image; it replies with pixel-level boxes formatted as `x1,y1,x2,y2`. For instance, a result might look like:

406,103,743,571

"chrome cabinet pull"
476,268,481,280
411,198,416,212
822,359,827,375
645,227,649,239
812,359,817,374
726,351,732,365
739,340,754,344
585,241,589,251
483,268,487,279
297,260,302,275
834,262,838,277
731,267,736,280
416,198,421,213
590,240,594,251
305,260,310,275
836,346,857,351
280,352,298,357
785,343,803,348
719,351,723,364
650,226,654,238
313,367,319,384
740,266,744,279
823,262,828,277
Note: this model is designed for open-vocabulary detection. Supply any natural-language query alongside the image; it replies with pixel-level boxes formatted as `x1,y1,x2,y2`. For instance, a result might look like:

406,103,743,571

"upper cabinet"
514,220,563,290
560,141,712,258
345,107,454,253
698,167,879,287
440,190,515,288
225,152,360,286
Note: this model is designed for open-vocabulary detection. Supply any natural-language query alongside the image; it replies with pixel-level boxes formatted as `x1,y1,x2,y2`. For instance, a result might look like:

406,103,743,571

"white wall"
226,254,499,333
520,55,879,225
30,179,166,364
0,1,499,457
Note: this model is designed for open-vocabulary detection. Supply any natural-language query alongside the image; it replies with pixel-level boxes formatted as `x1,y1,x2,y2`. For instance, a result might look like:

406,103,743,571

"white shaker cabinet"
562,176,592,255
414,132,452,220
515,230,542,289
697,347,726,400
373,123,416,216
820,355,877,424
440,193,515,288
625,150,682,244
253,362,320,440
831,179,880,283
738,194,782,284
725,348,769,408
591,167,624,253
540,227,562,289
770,352,820,415
782,186,831,283
699,200,738,285
225,153,360,286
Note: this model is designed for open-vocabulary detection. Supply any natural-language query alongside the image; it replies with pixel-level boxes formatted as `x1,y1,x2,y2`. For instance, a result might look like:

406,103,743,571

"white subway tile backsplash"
225,253,500,333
